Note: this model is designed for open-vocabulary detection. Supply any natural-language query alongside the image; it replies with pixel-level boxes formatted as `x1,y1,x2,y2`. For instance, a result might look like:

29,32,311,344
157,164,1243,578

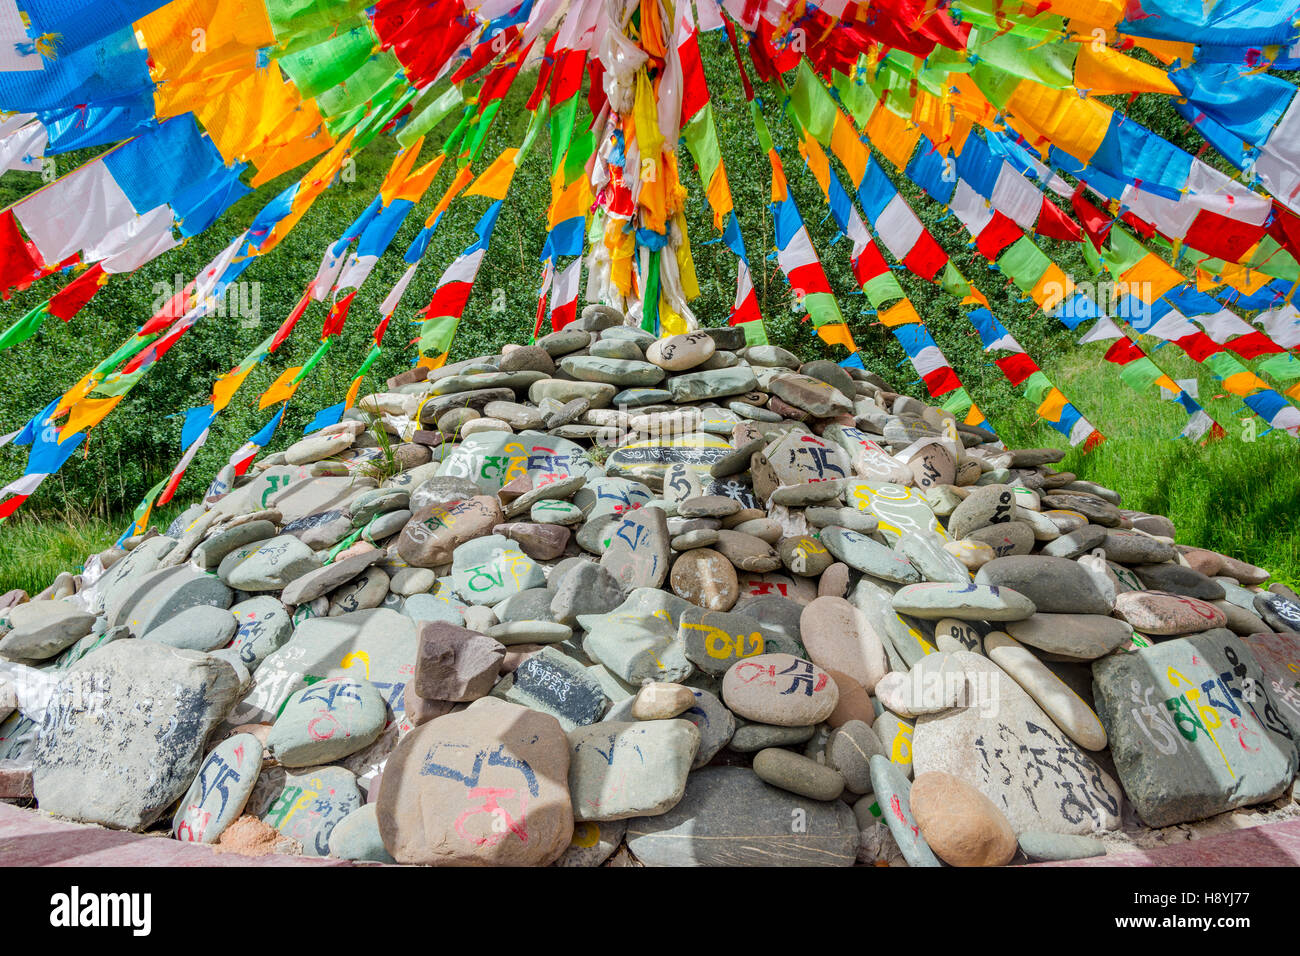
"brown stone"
800,596,889,692
817,562,851,598
670,549,739,611
377,701,572,866
1113,590,1227,636
910,770,1017,867
414,622,505,701
824,668,875,728
1178,546,1224,577
396,496,503,568
492,522,570,560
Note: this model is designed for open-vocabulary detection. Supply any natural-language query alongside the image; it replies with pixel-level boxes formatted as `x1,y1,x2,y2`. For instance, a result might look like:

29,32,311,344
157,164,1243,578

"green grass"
0,509,120,596
992,351,1300,590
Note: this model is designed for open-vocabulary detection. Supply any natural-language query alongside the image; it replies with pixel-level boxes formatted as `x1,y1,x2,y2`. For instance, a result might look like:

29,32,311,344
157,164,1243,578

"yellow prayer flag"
465,148,520,200
259,366,302,409
879,298,921,327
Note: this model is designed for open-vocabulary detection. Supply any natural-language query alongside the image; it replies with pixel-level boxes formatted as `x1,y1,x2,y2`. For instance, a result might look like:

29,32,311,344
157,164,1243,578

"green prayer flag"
1118,355,1163,391
997,236,1052,291
862,273,905,309
0,303,49,351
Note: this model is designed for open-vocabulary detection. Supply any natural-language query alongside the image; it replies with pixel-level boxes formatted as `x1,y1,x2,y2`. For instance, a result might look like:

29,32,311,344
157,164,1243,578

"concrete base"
1035,820,1300,866
0,803,351,867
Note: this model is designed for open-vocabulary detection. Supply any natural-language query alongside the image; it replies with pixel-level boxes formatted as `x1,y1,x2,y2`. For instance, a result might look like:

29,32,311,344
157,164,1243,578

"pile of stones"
3,304,1300,867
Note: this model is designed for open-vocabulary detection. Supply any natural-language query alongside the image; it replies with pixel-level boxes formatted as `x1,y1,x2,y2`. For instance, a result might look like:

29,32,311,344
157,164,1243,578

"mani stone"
397,496,504,568
870,754,941,868
492,646,610,730
33,640,244,830
911,652,1123,836
1092,629,1300,829
1238,631,1300,730
579,588,695,685
820,527,920,584
1113,591,1227,635
220,535,321,592
172,733,264,844
1256,593,1300,633
377,701,573,866
266,677,387,767
226,596,294,670
281,550,384,606
231,608,418,725
645,330,715,371
946,484,1018,539
261,765,363,857
451,534,546,606
625,766,858,866
721,653,838,727
600,506,671,591
678,606,773,675
890,582,1036,622
568,719,700,821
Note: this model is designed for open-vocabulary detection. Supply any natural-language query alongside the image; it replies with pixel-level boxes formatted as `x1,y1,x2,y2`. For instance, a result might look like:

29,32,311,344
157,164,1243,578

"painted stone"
397,496,504,568
605,434,734,482
721,653,838,726
1113,590,1227,635
231,608,418,725
568,719,699,820
579,588,696,685
600,506,671,591
172,733,263,844
436,430,601,493
377,701,573,866
1092,629,1300,828
891,582,1036,621
261,765,363,857
846,481,946,545
678,606,773,675
869,755,941,867
820,526,920,584
492,646,611,730
33,641,243,830
911,652,1122,835
451,534,546,606
555,819,627,867
266,677,388,767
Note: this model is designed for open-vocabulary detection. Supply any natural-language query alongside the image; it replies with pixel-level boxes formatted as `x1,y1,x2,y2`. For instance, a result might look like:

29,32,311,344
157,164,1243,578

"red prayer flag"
0,210,43,298
1035,197,1083,242
46,263,107,321
1071,184,1112,250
